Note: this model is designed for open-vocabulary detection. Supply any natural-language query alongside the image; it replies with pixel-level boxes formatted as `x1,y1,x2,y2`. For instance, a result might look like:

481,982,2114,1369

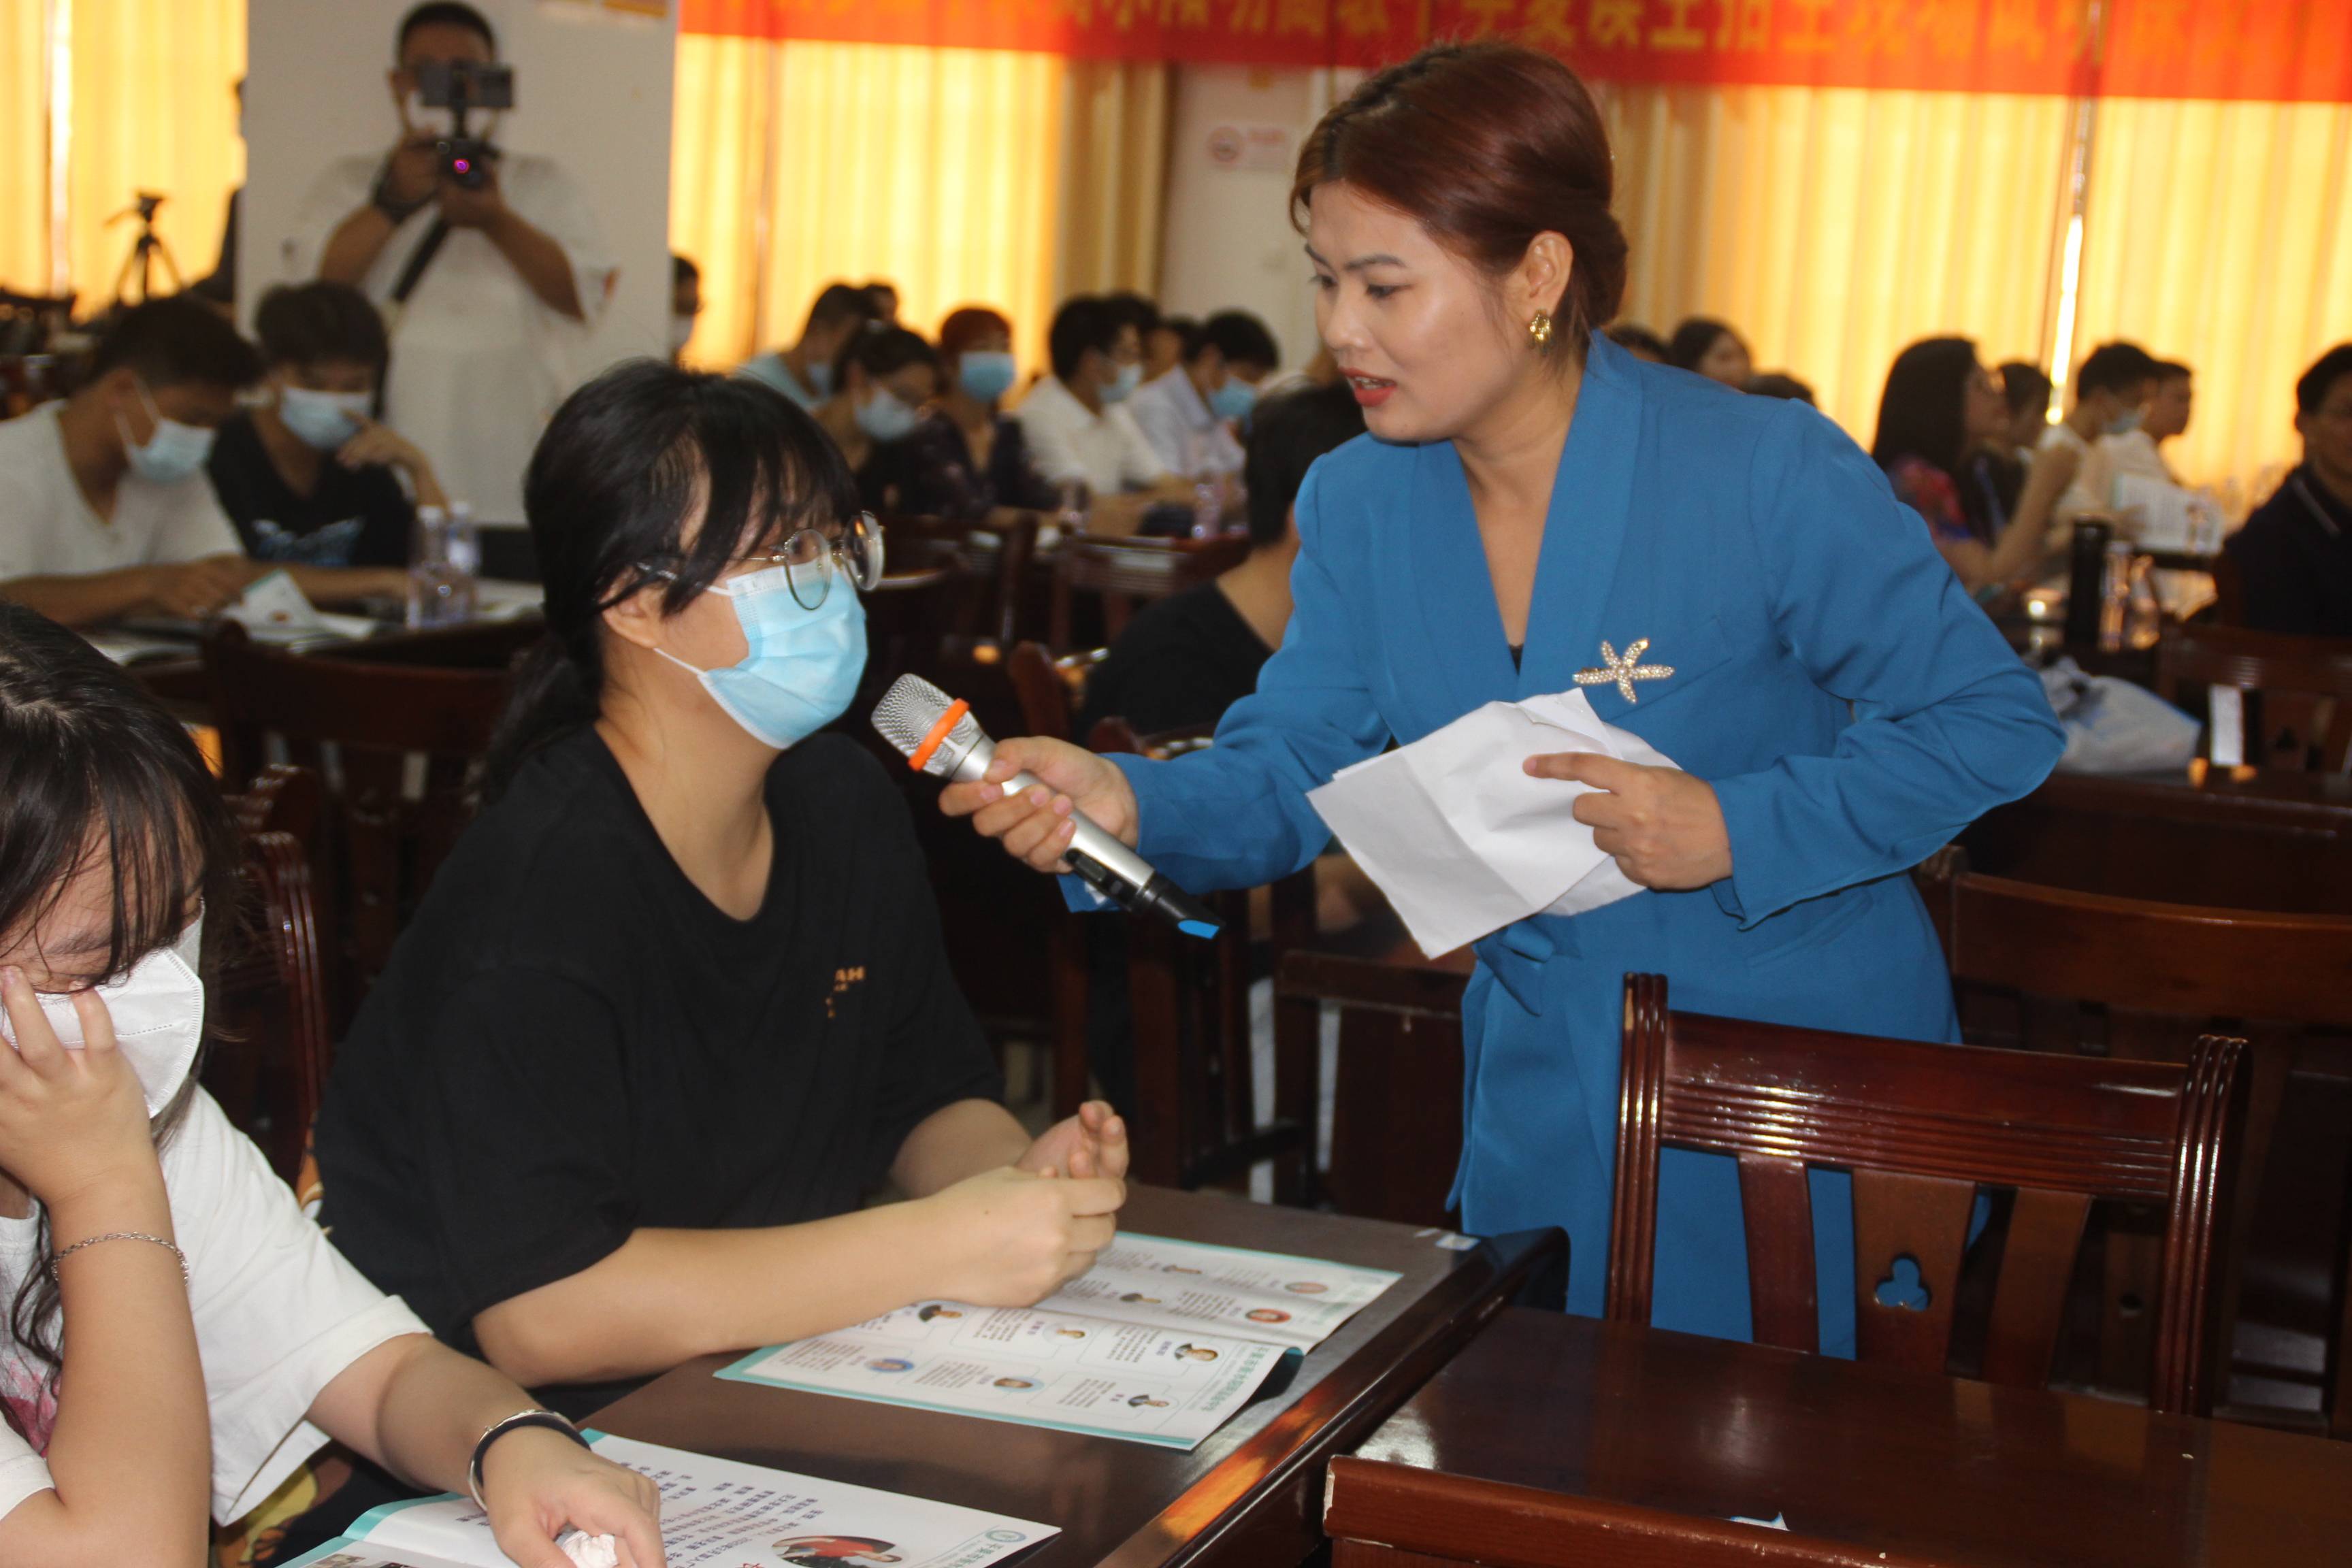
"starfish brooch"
1572,638,1675,703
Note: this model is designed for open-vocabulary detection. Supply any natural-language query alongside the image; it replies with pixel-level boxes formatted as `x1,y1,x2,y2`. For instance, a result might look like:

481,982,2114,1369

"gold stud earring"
1528,310,1554,348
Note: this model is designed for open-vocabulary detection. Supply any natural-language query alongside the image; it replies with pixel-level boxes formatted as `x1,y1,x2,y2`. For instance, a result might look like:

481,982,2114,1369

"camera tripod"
108,192,185,306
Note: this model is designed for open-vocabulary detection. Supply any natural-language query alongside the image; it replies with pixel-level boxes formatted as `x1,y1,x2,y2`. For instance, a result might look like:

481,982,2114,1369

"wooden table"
1326,1308,2352,1568
1963,766,2352,914
591,1186,1563,1568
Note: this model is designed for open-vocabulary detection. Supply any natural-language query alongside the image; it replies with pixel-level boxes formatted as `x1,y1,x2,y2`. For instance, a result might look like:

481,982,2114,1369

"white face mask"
669,315,698,357
0,918,203,1119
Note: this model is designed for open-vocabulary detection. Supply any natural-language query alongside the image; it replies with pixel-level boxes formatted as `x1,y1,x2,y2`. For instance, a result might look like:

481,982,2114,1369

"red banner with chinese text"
679,0,2352,103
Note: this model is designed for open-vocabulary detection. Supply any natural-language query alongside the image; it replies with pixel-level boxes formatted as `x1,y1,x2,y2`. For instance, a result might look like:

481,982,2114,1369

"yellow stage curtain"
1602,82,2073,459
1,0,49,294
1055,59,1169,301
2070,96,2352,497
61,0,244,311
674,35,1070,378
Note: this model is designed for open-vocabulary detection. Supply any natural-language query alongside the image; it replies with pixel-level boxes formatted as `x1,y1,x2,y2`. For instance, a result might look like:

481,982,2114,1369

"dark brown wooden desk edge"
1118,1227,1565,1568
1325,1458,1939,1568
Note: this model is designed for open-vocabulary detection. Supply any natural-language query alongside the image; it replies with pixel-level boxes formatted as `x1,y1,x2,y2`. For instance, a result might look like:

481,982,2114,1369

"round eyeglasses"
724,512,885,610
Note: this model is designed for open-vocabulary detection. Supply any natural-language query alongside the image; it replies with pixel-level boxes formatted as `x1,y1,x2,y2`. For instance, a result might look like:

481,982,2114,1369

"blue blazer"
1107,334,2064,1344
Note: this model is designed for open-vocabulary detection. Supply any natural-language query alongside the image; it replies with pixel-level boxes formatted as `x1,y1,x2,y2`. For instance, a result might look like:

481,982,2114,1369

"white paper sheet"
718,1235,1399,1450
1307,689,1680,956
282,1432,1058,1568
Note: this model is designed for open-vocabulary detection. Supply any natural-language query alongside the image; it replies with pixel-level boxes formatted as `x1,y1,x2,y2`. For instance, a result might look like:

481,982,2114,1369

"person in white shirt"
739,283,881,411
2096,359,2191,489
0,603,665,1567
1128,311,1280,482
0,299,401,630
1016,297,1192,534
2001,341,2159,583
291,2,615,526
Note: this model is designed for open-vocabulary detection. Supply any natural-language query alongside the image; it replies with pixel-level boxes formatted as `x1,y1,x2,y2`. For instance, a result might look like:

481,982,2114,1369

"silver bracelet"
468,1408,589,1509
50,1230,190,1287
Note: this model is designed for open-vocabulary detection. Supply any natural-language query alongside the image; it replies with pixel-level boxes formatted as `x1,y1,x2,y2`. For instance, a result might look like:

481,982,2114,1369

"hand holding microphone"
872,675,1219,937
948,737,1132,872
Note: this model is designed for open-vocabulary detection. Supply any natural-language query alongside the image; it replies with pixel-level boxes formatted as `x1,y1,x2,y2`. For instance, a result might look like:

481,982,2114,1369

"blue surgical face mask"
2104,408,2144,437
958,351,1017,405
1102,361,1143,405
278,385,371,451
116,380,215,484
856,386,921,444
1208,377,1258,423
656,564,868,749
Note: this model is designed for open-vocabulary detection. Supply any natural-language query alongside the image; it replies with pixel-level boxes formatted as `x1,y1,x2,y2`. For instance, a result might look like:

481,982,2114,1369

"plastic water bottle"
1191,474,1222,539
445,500,482,577
2098,539,2133,653
406,504,478,629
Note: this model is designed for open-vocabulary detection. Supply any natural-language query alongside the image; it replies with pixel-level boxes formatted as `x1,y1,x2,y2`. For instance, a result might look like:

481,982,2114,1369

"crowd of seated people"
0,296,422,628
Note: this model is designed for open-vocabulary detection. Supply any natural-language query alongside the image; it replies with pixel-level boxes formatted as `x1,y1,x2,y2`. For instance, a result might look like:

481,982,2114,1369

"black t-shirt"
1078,579,1274,740
314,727,1001,1415
2227,466,2352,636
206,412,414,568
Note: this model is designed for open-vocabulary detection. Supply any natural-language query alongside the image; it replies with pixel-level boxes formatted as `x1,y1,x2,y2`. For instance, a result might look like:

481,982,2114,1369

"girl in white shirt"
0,602,664,1567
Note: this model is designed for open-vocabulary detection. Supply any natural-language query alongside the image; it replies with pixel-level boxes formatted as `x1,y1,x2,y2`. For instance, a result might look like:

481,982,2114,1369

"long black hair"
0,603,240,1417
480,360,860,800
1872,336,1979,480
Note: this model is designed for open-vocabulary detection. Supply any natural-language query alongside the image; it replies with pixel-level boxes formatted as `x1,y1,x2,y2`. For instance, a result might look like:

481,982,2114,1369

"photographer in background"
290,1,613,526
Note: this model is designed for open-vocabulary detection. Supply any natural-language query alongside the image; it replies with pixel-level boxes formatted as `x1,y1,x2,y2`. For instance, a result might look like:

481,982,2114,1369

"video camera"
415,60,514,191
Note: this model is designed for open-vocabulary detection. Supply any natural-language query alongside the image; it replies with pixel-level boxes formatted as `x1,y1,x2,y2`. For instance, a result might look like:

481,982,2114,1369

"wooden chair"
1048,534,1250,651
1271,940,1471,1226
2156,622,2352,771
949,511,1041,648
1918,855,2352,1433
201,622,510,1018
1607,973,2245,1415
1007,639,1111,747
208,766,336,1182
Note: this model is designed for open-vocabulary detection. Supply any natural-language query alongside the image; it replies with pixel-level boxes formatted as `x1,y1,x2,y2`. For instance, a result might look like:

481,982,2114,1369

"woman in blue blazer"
947,44,2063,1349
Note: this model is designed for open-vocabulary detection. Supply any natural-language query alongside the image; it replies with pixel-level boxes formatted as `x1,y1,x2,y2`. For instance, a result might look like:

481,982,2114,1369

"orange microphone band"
906,700,970,773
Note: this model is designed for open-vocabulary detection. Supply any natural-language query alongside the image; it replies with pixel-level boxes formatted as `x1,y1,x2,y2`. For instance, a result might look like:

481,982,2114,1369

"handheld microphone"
872,674,1222,939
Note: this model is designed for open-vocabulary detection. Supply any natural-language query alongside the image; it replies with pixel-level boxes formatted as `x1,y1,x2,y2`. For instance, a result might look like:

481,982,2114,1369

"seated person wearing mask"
809,325,941,513
861,306,1060,525
2227,344,2352,636
0,301,402,628
1082,378,1364,738
2095,359,2191,487
206,281,444,576
0,300,259,628
741,282,881,410
294,2,615,527
1128,311,1281,481
1017,296,1193,534
315,363,1128,1431
2004,341,2159,575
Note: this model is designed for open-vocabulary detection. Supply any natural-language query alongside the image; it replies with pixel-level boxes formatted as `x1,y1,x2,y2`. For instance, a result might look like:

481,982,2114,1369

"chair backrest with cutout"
1607,974,2244,1414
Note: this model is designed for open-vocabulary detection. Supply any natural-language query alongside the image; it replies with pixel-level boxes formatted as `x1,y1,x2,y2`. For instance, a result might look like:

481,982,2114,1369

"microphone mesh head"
871,673,983,776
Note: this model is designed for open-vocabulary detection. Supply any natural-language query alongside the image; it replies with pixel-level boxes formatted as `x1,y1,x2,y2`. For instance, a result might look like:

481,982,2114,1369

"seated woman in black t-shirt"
204,282,440,583
314,361,1128,1419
